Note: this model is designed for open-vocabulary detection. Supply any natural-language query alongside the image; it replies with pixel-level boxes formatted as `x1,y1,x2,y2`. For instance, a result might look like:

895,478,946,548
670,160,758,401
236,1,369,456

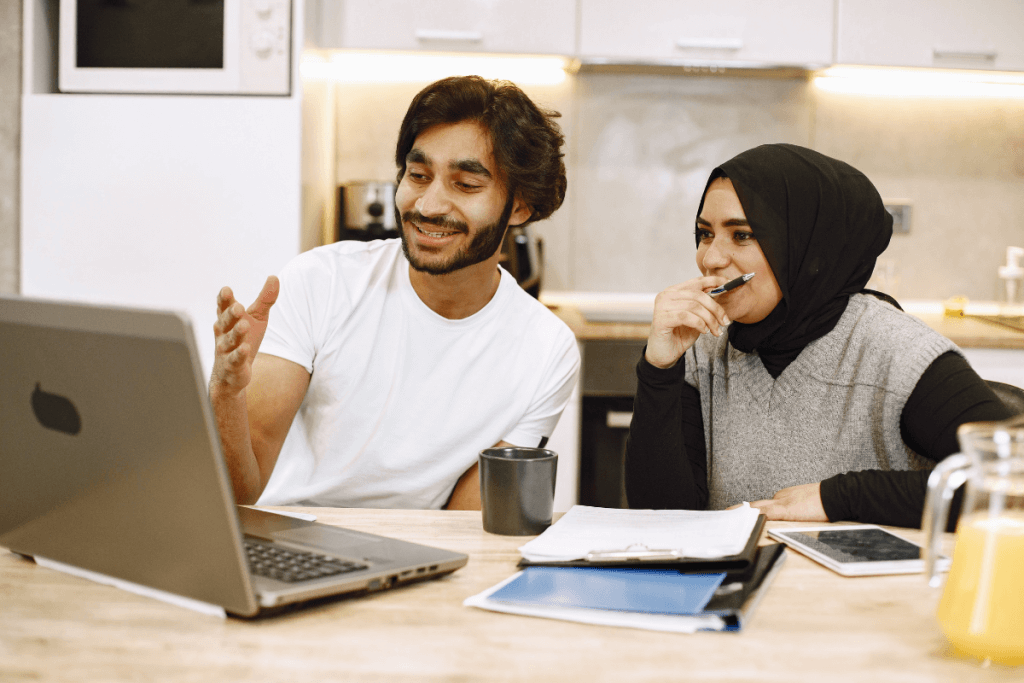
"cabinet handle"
932,48,997,61
606,411,633,429
415,29,484,43
675,38,743,51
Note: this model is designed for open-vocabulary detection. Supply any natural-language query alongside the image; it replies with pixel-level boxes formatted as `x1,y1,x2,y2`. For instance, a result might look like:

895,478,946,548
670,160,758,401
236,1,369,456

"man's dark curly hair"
395,75,567,225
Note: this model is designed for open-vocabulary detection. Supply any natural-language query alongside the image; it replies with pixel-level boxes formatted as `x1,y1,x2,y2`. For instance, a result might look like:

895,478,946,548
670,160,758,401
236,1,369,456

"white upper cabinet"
577,0,833,67
837,0,1024,71
313,0,1024,73
317,0,576,55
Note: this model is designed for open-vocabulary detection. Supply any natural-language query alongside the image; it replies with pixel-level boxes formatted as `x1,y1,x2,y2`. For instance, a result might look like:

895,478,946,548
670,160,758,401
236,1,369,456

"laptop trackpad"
272,525,384,555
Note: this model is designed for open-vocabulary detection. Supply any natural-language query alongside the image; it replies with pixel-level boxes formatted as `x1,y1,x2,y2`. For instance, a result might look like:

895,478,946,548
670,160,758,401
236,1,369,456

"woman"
625,144,1011,528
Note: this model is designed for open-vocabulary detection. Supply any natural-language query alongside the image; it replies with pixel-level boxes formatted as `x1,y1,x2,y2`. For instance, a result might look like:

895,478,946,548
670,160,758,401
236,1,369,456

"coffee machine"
336,181,398,241
499,224,543,298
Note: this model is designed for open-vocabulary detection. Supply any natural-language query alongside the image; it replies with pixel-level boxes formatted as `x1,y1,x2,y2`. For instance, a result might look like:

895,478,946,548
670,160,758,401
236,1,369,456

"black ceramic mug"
479,447,558,536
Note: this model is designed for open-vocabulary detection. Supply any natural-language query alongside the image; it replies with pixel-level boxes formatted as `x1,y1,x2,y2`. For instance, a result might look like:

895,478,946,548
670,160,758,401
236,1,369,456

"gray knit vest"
683,294,961,509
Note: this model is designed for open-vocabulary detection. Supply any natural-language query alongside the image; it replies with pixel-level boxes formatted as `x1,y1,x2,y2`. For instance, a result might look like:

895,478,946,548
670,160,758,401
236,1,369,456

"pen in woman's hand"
708,272,755,298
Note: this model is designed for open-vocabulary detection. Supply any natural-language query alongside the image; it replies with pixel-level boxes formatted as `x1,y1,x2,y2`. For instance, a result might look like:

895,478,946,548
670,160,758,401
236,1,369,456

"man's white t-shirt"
256,239,580,509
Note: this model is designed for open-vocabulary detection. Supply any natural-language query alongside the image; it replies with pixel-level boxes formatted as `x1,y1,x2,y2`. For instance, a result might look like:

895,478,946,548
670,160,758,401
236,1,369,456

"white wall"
20,0,306,377
20,95,302,376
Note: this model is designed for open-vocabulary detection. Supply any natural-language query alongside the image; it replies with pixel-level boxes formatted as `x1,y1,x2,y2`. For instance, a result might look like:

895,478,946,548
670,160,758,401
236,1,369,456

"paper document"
519,504,760,563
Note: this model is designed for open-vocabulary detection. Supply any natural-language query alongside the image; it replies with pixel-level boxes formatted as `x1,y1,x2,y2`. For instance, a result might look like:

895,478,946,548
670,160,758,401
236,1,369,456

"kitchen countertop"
541,292,1024,350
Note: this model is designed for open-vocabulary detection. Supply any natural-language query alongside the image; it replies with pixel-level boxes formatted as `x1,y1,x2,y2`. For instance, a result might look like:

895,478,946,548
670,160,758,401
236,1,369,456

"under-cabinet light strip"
302,52,569,86
814,66,1024,98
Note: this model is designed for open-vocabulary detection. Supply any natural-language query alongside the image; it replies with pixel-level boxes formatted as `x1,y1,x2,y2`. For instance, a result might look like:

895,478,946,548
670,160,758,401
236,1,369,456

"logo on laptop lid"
32,383,82,435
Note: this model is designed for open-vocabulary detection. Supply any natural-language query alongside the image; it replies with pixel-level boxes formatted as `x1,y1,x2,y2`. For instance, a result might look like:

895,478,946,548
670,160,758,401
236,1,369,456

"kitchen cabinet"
577,0,833,67
315,0,576,55
546,346,582,513
577,339,647,509
962,349,1024,391
837,0,1024,71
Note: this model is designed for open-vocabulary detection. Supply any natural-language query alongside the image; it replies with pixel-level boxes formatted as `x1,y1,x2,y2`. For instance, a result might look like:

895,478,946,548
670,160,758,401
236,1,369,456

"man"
209,76,579,510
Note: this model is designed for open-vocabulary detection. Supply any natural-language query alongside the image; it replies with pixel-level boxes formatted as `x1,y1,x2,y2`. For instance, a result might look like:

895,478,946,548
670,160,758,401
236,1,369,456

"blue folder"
487,566,726,616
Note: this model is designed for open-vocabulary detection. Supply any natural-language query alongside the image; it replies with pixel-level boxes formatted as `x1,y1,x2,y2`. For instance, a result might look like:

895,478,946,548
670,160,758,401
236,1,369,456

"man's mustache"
402,210,468,234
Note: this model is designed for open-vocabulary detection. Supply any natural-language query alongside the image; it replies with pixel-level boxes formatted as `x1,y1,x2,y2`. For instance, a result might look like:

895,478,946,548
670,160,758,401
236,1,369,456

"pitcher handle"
922,453,970,588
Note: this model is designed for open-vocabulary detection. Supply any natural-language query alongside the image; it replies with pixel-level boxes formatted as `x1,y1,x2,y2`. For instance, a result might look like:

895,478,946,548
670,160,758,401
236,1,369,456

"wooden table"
1,509,1020,682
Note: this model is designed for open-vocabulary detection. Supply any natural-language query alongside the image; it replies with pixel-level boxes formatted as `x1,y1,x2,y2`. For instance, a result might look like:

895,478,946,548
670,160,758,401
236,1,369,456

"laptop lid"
0,296,260,615
0,296,466,617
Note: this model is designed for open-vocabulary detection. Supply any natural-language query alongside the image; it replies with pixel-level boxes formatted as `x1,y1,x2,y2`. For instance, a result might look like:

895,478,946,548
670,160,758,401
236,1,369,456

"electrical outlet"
884,202,912,235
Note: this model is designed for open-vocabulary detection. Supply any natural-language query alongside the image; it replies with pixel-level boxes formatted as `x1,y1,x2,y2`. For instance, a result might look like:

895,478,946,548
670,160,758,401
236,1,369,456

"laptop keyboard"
244,538,368,583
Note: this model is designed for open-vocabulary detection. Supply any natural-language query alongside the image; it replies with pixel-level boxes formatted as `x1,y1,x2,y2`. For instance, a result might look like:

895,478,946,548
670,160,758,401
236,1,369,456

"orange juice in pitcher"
924,422,1024,666
936,512,1024,665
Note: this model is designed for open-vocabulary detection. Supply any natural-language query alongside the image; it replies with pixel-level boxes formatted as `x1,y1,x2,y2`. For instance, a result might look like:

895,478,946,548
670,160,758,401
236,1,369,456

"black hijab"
696,144,893,377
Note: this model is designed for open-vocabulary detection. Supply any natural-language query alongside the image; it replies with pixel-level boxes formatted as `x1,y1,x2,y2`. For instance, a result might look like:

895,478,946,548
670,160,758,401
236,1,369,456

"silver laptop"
0,295,467,617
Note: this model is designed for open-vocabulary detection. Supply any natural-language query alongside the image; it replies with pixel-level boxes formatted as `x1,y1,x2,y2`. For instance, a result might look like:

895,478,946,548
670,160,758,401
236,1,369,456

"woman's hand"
748,483,829,522
645,276,731,369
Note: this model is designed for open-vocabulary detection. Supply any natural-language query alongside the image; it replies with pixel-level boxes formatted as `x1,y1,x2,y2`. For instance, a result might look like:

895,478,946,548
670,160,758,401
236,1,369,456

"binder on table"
465,543,787,633
488,567,727,616
700,542,787,630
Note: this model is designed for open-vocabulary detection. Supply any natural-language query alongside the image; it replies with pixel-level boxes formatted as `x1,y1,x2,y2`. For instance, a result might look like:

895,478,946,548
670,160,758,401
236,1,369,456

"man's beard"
397,198,514,276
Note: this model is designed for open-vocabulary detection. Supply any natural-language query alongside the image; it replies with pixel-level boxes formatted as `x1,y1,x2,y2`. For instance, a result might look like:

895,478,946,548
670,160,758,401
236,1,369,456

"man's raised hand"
210,276,280,395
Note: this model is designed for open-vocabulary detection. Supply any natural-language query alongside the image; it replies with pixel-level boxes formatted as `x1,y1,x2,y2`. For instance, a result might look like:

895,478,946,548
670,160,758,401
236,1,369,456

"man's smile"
412,221,461,239
404,210,470,246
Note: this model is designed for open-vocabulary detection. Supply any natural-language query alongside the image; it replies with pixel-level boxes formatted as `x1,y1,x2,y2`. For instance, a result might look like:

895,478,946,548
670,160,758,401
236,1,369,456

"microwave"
58,0,292,96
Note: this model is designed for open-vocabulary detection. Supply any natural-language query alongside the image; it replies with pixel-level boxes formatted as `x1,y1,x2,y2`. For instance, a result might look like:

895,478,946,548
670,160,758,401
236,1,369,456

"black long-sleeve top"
624,350,1013,529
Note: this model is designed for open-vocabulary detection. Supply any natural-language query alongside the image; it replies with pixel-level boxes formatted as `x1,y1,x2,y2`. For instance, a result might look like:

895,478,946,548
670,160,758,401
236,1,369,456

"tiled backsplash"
330,71,1024,303
571,73,812,293
814,89,1024,303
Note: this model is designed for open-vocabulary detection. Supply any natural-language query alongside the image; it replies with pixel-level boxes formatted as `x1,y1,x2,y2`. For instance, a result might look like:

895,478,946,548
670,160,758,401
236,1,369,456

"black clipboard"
702,542,787,630
518,513,766,572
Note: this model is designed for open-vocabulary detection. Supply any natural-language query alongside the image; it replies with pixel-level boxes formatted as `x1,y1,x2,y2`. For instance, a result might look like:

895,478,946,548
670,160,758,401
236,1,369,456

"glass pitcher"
923,419,1024,666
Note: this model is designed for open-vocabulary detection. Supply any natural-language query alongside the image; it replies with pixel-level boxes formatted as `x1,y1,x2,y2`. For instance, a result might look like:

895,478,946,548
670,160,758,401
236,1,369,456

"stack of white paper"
518,504,760,563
